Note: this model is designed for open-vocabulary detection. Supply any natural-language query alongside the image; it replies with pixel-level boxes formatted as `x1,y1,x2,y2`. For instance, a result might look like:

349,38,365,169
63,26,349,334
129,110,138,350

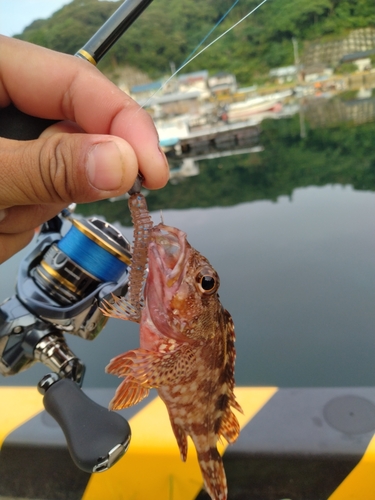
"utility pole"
169,61,178,92
292,37,306,139
292,37,301,82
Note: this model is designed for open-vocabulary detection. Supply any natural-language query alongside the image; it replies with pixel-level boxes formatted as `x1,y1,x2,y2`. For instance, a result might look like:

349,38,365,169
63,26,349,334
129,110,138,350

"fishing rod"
76,0,153,65
0,0,155,475
0,0,154,140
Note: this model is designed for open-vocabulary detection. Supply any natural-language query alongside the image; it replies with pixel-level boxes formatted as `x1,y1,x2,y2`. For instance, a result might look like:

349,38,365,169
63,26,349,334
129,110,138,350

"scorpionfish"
106,223,242,500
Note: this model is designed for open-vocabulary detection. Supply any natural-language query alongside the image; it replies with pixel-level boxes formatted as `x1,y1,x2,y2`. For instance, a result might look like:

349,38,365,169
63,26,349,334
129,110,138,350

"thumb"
0,132,138,207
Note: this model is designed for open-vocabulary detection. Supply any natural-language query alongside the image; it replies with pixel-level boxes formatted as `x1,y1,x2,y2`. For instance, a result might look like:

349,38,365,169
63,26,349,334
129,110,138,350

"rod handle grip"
0,104,57,140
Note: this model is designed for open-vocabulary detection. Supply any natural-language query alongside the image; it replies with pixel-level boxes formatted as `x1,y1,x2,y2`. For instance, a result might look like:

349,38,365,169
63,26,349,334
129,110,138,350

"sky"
0,0,73,36
0,0,118,37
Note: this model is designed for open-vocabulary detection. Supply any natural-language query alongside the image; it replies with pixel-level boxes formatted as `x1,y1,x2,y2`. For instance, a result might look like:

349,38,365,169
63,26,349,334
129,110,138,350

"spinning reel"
0,208,132,473
0,0,156,474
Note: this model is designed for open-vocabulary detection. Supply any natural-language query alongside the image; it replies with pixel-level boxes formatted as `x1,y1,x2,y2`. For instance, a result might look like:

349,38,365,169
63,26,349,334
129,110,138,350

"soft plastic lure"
125,192,153,320
101,179,152,323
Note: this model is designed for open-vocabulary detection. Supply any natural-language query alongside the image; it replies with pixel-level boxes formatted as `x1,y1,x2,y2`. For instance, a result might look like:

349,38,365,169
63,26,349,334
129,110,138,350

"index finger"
0,35,169,189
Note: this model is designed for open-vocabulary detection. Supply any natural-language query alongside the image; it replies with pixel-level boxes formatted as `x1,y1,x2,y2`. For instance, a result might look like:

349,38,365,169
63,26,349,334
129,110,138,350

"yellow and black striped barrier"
0,386,374,499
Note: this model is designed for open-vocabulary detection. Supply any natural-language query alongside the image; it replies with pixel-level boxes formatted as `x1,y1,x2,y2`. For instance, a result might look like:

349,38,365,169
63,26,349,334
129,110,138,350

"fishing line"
109,0,268,311
178,0,241,70
146,0,267,107
131,0,268,115
58,221,129,282
162,0,268,90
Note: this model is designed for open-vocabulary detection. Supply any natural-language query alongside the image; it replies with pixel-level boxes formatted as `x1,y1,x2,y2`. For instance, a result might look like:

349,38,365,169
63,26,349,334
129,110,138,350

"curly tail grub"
101,191,153,323
127,192,153,316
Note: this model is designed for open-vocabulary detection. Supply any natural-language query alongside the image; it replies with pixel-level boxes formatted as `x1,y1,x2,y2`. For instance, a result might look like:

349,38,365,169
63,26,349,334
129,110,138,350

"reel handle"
40,376,131,473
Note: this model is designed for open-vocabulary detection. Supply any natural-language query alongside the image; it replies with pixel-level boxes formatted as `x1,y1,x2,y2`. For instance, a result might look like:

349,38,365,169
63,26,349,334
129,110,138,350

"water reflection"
77,110,375,226
0,111,374,389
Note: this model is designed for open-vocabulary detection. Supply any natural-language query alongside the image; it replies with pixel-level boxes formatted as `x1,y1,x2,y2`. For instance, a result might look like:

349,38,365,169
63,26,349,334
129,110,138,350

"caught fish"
103,206,242,500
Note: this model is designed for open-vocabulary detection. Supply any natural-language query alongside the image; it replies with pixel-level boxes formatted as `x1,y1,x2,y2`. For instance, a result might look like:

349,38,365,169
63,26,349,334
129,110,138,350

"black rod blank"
76,0,154,65
0,0,154,140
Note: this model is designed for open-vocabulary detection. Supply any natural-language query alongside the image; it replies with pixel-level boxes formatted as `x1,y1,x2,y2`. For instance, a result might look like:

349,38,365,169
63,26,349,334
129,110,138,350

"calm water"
1,112,374,389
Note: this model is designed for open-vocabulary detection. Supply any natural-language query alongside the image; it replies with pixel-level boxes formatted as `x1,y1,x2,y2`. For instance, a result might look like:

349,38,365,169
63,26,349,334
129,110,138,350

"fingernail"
86,141,126,191
158,145,169,169
0,209,6,222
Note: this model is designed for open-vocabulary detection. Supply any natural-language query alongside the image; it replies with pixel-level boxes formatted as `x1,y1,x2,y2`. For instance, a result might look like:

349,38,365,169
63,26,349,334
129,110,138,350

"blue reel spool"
58,218,131,283
33,216,132,306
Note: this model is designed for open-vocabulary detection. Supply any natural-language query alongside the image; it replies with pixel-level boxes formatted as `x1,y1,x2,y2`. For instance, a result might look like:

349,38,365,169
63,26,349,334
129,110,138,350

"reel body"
0,210,131,377
0,209,133,472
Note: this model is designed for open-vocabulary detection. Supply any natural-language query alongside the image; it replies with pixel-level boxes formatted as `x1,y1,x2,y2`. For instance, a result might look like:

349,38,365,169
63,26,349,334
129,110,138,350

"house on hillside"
177,70,209,94
139,91,203,117
269,66,298,84
340,50,375,72
208,72,237,95
301,64,333,83
130,81,163,101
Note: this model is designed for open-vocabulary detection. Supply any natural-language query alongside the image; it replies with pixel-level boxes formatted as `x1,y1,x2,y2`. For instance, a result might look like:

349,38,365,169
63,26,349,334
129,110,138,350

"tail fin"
197,447,227,500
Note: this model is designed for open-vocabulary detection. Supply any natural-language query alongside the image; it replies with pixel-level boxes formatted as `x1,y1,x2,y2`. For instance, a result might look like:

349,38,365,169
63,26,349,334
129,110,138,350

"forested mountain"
15,0,375,83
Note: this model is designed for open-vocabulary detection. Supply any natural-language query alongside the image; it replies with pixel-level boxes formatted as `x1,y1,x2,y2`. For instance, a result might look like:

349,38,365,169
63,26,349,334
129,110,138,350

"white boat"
225,100,282,122
225,90,292,122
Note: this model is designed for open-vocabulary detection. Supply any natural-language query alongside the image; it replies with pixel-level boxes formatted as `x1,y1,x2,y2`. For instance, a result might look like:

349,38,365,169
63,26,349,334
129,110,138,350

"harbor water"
0,108,374,390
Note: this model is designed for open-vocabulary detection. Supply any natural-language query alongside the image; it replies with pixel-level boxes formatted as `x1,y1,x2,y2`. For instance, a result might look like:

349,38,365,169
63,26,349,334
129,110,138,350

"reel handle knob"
40,376,131,473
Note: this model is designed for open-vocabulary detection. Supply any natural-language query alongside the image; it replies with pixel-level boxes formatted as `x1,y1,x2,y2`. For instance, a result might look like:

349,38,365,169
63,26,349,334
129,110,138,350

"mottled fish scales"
106,222,242,500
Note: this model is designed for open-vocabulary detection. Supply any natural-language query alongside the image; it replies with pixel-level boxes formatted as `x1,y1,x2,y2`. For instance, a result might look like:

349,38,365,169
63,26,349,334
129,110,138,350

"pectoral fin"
106,341,193,410
106,349,159,410
100,295,141,323
109,379,150,410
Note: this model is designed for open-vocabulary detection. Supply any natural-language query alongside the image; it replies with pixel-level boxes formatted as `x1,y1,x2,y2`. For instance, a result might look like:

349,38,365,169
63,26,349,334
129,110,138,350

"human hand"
0,35,169,264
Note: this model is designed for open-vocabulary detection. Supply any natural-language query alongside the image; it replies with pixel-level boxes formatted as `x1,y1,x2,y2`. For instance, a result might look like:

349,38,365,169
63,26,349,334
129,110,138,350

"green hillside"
16,0,375,84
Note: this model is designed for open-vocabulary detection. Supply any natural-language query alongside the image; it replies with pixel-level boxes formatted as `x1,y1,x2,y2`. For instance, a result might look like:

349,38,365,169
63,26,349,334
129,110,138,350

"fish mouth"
145,223,190,342
150,223,187,287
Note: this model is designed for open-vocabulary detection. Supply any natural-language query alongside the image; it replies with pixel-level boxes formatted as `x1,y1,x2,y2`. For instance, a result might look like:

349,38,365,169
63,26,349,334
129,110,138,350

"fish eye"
201,276,215,291
195,268,219,295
